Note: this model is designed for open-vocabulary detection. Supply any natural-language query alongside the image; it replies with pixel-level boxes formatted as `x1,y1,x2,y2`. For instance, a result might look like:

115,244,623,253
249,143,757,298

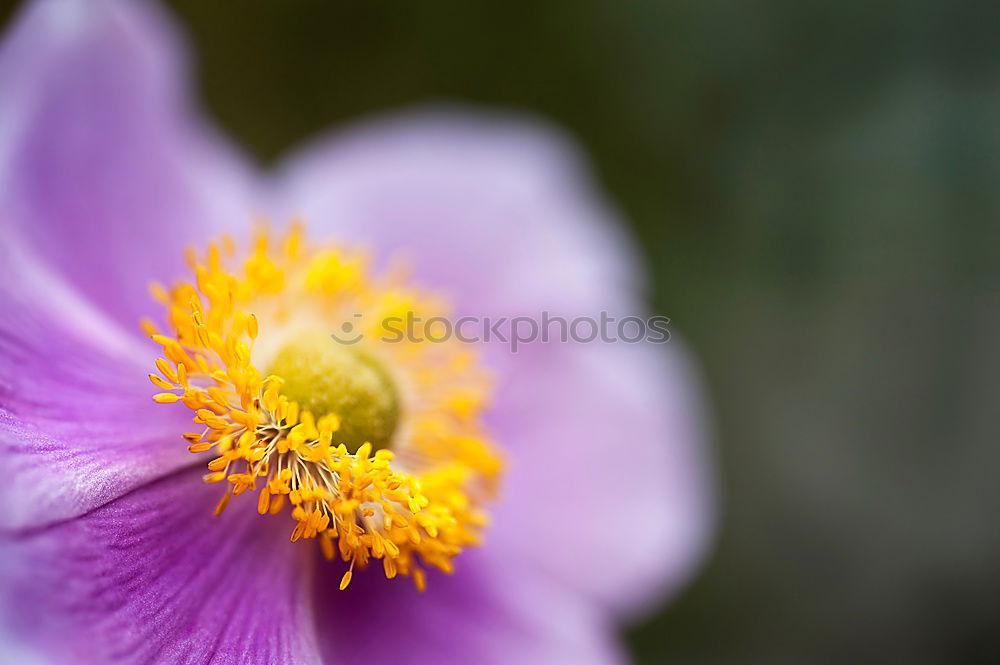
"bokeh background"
5,1,998,663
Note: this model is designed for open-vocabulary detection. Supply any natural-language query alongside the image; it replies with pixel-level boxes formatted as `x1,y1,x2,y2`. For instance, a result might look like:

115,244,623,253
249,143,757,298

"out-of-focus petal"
0,239,192,530
0,468,321,665
277,109,714,615
275,109,640,317
313,549,626,665
0,0,256,328
487,339,714,617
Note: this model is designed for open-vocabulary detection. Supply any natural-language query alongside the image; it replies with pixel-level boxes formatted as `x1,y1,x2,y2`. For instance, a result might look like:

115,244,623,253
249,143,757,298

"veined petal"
0,468,321,665
487,340,715,617
0,239,192,530
0,0,256,328
276,108,640,317
313,548,626,665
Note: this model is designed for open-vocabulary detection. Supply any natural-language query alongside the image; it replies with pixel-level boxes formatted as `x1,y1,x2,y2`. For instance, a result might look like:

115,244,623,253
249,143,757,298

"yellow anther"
214,493,231,517
339,569,353,591
149,374,174,390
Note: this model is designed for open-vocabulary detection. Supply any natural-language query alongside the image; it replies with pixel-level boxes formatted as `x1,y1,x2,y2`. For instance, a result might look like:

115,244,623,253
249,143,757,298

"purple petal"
0,0,256,328
0,468,321,665
487,339,715,617
276,110,714,614
313,548,626,665
0,238,195,529
276,109,641,317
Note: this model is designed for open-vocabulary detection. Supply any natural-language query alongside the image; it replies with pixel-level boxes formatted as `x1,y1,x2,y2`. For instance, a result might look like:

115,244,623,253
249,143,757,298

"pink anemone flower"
0,1,713,664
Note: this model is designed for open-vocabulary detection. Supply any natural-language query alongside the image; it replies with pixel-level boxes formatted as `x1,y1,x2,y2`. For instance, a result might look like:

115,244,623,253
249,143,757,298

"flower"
0,1,714,664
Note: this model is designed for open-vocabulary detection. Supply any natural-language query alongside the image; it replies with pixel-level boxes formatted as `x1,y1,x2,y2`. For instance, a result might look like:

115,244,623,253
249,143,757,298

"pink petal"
0,468,321,665
488,339,715,617
312,548,627,665
275,108,641,317
0,239,193,530
0,0,256,328
275,109,715,614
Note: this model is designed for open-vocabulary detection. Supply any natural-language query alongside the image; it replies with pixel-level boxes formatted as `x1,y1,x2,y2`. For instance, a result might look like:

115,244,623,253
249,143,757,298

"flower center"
146,225,502,592
266,333,399,453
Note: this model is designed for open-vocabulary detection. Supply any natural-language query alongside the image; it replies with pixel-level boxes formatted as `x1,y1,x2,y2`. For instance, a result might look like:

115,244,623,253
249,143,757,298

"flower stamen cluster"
148,225,501,590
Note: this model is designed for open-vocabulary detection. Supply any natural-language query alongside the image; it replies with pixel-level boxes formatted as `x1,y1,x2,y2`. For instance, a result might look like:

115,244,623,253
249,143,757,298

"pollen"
148,224,502,590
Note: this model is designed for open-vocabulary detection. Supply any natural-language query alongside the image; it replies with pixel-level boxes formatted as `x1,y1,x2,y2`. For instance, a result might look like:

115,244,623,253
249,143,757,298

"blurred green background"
11,1,1000,662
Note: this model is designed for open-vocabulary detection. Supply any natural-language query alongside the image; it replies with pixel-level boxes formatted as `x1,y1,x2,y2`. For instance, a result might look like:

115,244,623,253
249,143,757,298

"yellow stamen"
214,492,231,517
339,568,353,591
149,225,501,590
